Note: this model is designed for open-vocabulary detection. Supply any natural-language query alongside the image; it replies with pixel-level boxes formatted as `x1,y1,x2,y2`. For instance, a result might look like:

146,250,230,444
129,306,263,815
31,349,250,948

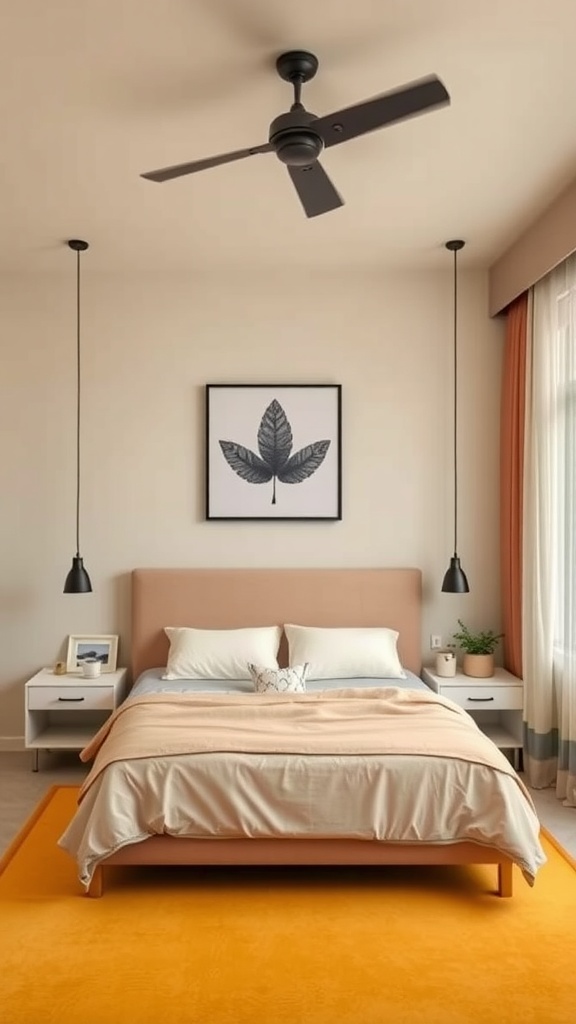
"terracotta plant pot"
463,653,494,678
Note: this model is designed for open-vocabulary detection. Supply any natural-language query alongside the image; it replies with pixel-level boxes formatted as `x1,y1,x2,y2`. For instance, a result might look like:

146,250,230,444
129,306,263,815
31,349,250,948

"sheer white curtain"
523,254,576,806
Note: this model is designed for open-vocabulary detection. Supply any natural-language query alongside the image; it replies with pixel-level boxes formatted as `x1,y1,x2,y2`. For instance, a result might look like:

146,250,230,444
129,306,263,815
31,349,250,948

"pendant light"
64,239,92,594
441,239,469,594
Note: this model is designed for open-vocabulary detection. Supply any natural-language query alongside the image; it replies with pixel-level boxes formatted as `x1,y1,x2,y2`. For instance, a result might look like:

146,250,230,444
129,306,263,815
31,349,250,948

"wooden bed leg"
497,860,513,897
86,866,103,898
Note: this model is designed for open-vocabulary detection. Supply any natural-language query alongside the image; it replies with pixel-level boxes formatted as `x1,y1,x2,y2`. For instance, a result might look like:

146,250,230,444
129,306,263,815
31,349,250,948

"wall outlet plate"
430,635,442,650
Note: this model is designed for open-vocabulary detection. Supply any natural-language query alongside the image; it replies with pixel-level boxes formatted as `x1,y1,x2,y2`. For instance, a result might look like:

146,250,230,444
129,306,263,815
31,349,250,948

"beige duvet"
58,687,546,889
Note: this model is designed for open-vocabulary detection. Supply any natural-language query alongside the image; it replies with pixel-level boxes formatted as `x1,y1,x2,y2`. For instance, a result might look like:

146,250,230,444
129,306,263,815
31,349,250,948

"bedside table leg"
32,749,38,772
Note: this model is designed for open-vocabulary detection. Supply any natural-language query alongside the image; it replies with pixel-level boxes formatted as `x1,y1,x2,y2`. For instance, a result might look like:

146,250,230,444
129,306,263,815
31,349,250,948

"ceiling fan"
141,50,450,218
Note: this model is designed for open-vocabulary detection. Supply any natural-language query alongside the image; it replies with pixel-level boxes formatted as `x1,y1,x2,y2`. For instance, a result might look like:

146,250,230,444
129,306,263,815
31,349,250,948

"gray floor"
1,750,87,855
1,749,575,859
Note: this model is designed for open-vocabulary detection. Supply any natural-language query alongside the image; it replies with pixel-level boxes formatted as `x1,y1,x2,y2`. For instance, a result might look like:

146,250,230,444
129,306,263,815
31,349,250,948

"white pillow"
284,624,406,680
248,662,309,694
163,626,281,680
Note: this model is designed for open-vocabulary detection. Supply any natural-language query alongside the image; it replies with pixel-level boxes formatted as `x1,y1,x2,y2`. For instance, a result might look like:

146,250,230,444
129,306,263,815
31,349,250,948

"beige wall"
0,267,504,745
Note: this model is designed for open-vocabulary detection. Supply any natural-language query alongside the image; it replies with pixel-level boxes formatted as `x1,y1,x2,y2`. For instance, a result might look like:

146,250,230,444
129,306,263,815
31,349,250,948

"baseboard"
0,736,25,752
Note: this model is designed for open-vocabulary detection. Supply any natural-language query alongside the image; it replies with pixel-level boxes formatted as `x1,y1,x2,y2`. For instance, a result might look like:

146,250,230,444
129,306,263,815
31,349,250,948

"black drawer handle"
467,696,495,702
57,696,85,702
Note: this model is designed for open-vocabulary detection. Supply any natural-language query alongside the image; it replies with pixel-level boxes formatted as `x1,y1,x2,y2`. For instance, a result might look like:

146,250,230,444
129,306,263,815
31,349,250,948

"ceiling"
2,0,576,274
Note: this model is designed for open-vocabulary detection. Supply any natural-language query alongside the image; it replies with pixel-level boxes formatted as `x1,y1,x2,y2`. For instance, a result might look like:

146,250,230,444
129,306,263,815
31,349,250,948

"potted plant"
451,619,504,678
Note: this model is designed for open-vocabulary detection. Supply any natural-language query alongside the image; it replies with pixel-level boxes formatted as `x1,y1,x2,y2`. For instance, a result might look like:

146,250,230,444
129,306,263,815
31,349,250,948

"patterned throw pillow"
248,663,309,694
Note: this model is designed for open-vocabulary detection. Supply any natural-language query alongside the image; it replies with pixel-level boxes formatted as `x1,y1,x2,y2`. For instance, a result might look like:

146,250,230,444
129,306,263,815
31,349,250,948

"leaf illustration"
257,400,292,473
218,441,273,483
278,441,331,483
218,399,331,505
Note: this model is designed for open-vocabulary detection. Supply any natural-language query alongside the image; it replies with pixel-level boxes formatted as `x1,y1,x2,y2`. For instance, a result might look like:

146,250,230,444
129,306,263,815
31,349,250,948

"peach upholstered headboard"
131,568,423,682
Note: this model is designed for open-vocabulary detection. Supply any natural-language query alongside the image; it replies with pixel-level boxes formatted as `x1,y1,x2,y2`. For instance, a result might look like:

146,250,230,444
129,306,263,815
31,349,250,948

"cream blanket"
79,687,520,800
59,687,546,888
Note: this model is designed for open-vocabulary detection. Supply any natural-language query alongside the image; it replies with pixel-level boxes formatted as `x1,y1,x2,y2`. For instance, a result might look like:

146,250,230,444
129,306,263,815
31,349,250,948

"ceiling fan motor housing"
269,109,324,166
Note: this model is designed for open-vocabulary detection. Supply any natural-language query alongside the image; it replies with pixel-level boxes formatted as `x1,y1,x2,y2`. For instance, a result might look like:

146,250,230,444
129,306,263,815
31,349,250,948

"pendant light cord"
452,246,458,556
75,247,82,558
441,239,468,593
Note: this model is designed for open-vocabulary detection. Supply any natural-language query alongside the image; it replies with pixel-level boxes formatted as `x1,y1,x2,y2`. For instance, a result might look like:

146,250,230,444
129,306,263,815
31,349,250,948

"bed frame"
87,568,513,897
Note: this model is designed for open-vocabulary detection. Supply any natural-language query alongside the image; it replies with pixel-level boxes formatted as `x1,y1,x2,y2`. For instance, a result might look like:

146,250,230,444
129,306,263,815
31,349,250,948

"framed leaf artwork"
205,384,342,521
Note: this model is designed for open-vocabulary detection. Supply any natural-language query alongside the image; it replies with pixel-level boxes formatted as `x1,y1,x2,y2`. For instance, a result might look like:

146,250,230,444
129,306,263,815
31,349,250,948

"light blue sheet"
130,667,428,697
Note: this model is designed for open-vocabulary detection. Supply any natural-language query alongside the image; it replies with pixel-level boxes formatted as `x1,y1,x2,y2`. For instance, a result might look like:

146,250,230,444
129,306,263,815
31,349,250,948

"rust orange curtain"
500,293,528,678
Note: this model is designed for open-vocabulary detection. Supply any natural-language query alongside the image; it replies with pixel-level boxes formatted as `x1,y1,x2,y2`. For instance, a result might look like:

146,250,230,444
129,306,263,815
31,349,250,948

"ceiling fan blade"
313,75,450,150
287,162,344,218
141,143,273,182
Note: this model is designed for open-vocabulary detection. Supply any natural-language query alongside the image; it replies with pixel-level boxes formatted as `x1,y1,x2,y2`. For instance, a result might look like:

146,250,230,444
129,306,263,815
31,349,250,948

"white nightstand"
421,666,524,768
24,667,128,771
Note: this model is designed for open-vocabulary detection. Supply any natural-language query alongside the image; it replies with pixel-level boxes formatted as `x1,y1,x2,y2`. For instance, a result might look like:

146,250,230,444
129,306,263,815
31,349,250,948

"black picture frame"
205,384,342,521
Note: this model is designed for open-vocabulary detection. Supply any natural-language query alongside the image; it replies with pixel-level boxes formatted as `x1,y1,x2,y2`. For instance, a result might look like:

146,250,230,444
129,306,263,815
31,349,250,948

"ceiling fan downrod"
270,51,323,165
276,50,319,109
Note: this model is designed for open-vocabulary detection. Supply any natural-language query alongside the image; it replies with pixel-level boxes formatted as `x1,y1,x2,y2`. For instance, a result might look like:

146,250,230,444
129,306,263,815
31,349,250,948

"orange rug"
0,785,575,1024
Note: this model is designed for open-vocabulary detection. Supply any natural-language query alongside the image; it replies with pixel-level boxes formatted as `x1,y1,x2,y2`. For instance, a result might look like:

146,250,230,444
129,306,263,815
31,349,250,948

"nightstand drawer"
446,685,523,711
27,685,115,711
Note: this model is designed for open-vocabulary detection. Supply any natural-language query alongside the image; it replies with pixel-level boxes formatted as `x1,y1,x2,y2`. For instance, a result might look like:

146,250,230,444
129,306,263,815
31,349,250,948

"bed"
58,567,545,897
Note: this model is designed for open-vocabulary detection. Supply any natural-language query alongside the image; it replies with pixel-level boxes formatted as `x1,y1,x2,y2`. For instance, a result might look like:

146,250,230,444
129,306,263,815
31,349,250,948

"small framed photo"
66,634,119,674
206,384,342,520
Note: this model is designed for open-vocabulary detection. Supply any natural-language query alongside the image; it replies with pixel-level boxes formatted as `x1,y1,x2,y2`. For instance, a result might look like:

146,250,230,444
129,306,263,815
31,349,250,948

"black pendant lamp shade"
441,239,469,594
64,555,92,594
64,239,92,594
442,555,469,594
